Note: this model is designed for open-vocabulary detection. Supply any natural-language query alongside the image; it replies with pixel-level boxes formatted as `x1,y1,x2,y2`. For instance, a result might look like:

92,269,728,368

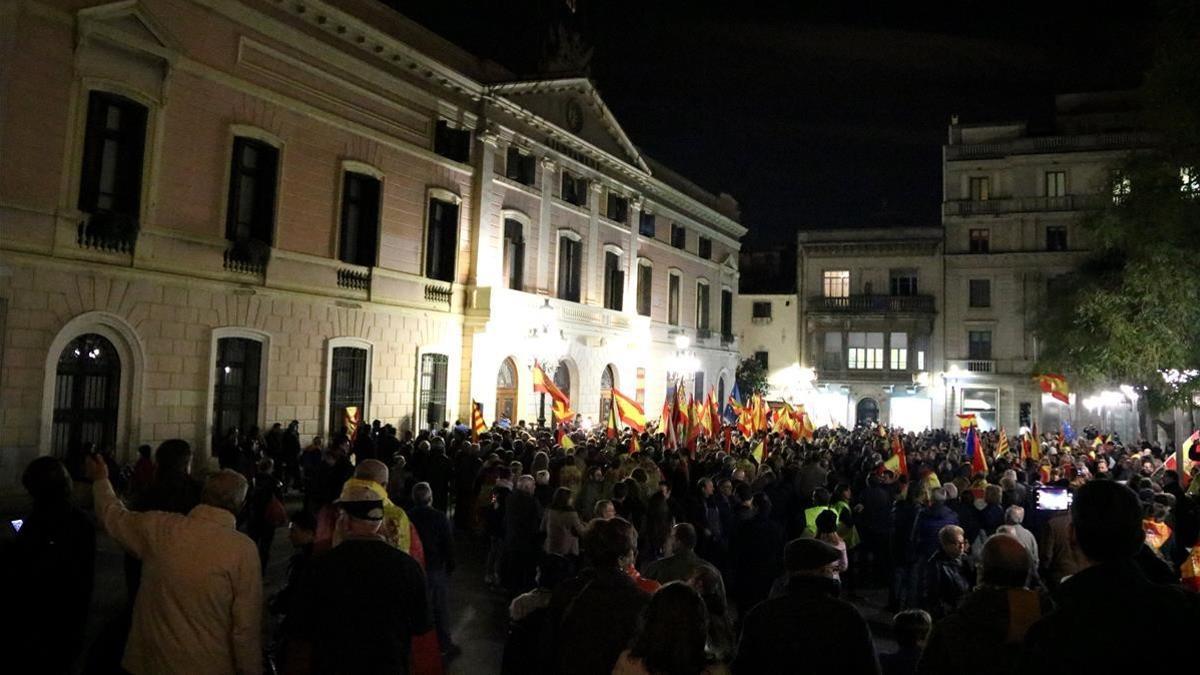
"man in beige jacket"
87,454,263,675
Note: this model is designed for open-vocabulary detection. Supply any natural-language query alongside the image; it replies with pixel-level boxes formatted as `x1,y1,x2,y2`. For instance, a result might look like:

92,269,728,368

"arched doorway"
856,397,880,426
599,364,616,424
496,357,518,422
52,334,121,457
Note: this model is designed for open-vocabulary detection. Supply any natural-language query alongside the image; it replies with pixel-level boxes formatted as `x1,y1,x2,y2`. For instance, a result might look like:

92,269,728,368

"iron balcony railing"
808,294,935,313
942,194,1107,216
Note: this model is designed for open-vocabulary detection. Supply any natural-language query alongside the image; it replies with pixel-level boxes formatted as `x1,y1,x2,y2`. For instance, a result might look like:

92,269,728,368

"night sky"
395,0,1159,248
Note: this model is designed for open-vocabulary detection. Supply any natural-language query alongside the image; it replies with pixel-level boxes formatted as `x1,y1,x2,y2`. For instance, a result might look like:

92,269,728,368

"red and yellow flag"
884,434,908,476
996,428,1010,456
1035,374,1070,404
956,413,978,432
605,399,620,440
470,400,487,441
611,387,647,433
1030,422,1042,461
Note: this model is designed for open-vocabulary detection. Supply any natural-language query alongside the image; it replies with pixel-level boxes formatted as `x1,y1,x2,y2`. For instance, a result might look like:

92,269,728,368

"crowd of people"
4,411,1200,674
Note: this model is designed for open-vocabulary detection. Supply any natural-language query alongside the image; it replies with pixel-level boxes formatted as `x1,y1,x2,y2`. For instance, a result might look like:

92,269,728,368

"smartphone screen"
1036,487,1073,511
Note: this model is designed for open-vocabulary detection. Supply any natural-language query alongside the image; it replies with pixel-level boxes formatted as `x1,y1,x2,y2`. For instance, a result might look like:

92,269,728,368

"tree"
1037,1,1200,420
736,357,769,397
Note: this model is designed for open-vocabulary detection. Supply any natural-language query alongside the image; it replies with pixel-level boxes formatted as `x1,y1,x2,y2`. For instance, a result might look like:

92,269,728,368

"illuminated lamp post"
528,299,567,429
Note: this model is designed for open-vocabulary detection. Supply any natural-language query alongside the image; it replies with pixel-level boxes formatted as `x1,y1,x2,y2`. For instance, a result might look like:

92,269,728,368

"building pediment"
77,1,180,62
489,78,649,173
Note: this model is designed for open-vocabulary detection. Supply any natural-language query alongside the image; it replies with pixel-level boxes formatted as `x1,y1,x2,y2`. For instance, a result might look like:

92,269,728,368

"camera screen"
10,519,23,533
1037,488,1073,511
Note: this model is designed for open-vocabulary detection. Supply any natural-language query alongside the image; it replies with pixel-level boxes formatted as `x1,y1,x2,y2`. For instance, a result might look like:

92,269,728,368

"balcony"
77,212,138,254
942,194,1106,217
944,131,1156,161
808,294,936,314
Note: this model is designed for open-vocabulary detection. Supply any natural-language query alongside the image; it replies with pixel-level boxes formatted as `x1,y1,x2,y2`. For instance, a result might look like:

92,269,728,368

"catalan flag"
996,428,1010,456
1035,373,1070,404
612,387,647,433
470,400,487,441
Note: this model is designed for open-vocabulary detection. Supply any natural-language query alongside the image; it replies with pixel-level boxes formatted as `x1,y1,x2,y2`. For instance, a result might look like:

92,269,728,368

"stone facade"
0,0,744,488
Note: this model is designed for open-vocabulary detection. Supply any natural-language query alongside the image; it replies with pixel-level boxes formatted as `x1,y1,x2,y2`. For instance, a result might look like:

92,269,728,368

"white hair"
1005,505,1025,525
201,470,249,515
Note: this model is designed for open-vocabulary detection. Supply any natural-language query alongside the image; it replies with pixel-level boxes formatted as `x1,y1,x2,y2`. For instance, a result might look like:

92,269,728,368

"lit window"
823,270,850,298
848,332,884,370
1045,171,1065,198
890,332,908,370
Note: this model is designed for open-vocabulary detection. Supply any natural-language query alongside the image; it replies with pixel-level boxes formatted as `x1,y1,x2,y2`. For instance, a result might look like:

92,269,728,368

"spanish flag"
751,439,766,464
1035,373,1070,404
966,425,988,475
611,387,647,432
956,413,977,432
1030,422,1042,461
560,433,575,450
797,404,815,441
629,433,640,454
884,434,908,476
533,362,571,409
470,400,487,441
605,399,620,440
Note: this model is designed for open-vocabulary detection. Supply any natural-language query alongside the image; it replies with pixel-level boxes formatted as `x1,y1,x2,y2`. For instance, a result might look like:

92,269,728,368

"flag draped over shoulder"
1035,373,1070,404
611,387,646,432
470,400,487,441
966,425,987,475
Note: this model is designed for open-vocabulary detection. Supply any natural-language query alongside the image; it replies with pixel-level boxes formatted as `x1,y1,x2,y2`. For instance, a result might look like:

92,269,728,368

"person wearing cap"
732,537,881,675
285,482,431,674
1019,480,1200,674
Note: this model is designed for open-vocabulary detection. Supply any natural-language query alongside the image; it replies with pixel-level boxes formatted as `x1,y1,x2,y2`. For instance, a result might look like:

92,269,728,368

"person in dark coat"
408,481,459,659
422,438,454,512
880,609,931,675
921,524,975,619
911,487,960,561
1019,480,1200,674
733,538,881,675
890,485,922,610
918,534,1051,675
503,474,544,593
544,517,651,675
730,492,786,614
3,457,96,674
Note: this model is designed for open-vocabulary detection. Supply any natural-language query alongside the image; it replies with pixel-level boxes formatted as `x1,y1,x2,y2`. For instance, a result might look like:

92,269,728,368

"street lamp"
528,299,567,428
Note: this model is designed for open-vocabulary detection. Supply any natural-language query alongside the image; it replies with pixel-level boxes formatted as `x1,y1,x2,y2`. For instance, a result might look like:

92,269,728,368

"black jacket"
921,550,975,619
409,504,455,573
545,567,650,675
917,586,1052,675
733,575,880,675
1020,560,1200,674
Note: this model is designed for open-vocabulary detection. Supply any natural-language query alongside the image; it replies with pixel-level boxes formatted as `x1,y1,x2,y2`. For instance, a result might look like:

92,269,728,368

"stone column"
537,157,556,294
624,197,642,313
585,181,603,305
472,128,500,287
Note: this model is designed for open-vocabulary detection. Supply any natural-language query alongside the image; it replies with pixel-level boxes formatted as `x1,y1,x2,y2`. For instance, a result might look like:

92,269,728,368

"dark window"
696,282,710,329
425,197,458,282
561,171,588,207
52,334,120,457
721,288,733,338
637,263,652,316
1019,401,1032,427
328,346,367,434
752,301,772,319
604,251,624,311
694,371,705,398
502,219,525,290
668,274,680,325
969,229,990,254
338,172,380,267
557,236,582,302
606,193,628,222
505,146,535,185
754,351,769,370
822,332,843,371
671,224,686,249
78,91,147,218
969,176,990,201
698,237,712,260
1046,226,1067,252
225,137,278,244
968,330,992,360
433,120,470,163
213,337,262,445
889,270,918,296
639,212,656,237
969,279,991,308
418,353,449,430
